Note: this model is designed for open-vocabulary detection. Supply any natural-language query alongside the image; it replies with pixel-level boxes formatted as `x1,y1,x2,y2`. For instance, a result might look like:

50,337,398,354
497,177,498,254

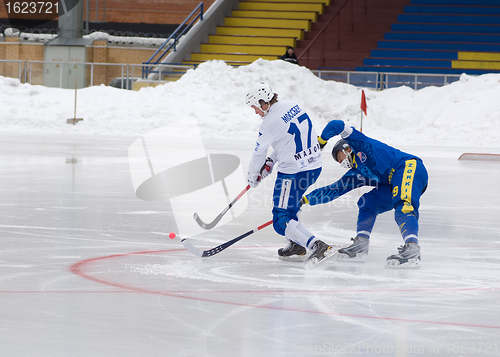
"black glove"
300,196,309,207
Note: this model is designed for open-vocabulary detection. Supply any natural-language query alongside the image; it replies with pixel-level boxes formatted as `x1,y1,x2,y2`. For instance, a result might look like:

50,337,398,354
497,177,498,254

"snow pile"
3,28,168,46
3,28,20,36
1,59,499,147
85,31,169,47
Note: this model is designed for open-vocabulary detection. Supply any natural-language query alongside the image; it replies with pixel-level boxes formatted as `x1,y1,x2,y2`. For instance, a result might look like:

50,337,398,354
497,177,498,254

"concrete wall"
0,35,44,80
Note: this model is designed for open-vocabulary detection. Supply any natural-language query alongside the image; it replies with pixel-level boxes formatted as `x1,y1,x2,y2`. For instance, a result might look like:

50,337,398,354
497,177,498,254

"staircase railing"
297,0,366,68
142,2,203,78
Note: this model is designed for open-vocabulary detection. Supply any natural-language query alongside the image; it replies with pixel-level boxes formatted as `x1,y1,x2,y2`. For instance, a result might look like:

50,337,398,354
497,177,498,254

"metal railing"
142,2,203,78
0,59,26,83
313,70,379,89
0,59,464,90
311,70,463,90
381,72,462,90
0,60,198,89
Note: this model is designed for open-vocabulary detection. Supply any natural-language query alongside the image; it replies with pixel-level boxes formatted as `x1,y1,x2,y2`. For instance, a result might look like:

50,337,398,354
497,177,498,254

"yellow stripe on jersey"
401,159,416,214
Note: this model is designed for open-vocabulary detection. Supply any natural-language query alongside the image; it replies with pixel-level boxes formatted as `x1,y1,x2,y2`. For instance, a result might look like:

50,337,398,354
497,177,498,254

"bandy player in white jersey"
245,82,333,264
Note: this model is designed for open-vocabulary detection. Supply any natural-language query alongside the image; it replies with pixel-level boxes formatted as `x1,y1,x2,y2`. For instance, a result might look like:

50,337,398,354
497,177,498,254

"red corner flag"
361,90,367,116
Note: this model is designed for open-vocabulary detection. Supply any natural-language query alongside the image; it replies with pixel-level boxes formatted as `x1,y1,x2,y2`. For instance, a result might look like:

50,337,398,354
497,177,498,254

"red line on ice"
67,248,500,330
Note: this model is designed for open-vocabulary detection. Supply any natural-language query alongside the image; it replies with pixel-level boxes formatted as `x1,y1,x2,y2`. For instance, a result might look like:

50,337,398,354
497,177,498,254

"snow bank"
1,59,499,147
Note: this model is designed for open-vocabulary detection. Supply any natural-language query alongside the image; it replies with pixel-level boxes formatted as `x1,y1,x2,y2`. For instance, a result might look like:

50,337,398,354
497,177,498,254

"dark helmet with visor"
331,139,354,169
331,139,349,162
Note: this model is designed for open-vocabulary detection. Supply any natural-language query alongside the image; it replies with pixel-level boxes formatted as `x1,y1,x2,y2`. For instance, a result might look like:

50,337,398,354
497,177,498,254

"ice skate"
278,240,307,262
305,240,334,269
333,236,369,262
385,242,421,268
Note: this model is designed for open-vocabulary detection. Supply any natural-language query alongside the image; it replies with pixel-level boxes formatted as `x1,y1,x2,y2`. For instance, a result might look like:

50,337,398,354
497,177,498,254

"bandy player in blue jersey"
301,120,428,268
245,82,333,265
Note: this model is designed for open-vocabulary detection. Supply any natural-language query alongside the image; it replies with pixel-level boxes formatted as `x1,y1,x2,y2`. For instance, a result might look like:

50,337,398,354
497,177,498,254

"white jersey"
248,100,322,177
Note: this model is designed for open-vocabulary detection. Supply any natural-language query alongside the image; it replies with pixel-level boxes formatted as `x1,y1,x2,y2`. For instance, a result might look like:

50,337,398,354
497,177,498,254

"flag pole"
66,77,84,125
360,89,367,133
360,110,363,133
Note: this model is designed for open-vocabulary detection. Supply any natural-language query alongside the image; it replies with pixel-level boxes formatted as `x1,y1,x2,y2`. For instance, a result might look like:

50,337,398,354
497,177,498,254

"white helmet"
245,82,274,109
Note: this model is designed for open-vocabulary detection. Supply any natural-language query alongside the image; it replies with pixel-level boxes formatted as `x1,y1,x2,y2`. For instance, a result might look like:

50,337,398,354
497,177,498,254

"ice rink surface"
1,134,500,357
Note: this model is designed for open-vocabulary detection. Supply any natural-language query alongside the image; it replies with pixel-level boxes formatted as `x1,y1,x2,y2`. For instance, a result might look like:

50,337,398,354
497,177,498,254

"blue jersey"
306,120,421,206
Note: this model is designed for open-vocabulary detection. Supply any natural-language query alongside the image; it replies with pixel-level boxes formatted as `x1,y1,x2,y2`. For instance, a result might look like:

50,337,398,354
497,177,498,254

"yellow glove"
318,136,328,150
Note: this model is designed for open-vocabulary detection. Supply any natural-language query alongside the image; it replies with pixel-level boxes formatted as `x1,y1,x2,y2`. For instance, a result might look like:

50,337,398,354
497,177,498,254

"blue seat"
398,14,500,25
404,5,500,15
392,23,500,34
355,66,500,75
411,0,500,5
378,41,500,52
363,58,452,68
359,0,500,76
370,49,458,60
385,32,500,43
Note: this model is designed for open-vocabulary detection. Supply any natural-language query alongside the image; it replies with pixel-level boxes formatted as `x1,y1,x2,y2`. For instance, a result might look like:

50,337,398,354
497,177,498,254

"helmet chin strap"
260,102,270,117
